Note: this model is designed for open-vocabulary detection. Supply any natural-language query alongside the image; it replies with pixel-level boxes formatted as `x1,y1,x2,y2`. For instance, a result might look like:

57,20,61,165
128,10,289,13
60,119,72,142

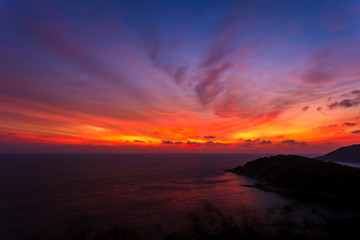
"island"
317,144,360,163
227,155,360,203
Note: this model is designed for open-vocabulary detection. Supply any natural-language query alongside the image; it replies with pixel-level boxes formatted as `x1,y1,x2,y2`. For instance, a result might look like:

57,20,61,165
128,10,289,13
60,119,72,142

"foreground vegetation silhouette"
50,201,360,240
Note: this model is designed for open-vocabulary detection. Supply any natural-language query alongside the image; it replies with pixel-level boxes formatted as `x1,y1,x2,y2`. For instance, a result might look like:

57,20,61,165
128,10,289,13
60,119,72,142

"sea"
0,153,359,240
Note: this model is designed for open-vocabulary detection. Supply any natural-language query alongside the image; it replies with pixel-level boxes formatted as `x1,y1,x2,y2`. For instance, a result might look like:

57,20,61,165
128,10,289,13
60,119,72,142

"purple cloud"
186,141,202,146
195,63,229,106
205,141,222,145
280,139,306,145
259,140,272,144
162,140,183,144
329,99,360,109
302,106,310,111
204,136,216,139
328,91,360,109
145,37,188,85
343,122,357,126
320,124,337,128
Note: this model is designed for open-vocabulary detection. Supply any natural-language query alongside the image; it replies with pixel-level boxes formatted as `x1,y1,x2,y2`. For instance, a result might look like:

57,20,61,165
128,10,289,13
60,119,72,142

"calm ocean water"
0,153,355,239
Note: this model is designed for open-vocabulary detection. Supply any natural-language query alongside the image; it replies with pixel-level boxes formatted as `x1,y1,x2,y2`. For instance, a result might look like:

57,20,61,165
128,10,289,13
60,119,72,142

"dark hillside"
317,144,360,163
229,155,360,201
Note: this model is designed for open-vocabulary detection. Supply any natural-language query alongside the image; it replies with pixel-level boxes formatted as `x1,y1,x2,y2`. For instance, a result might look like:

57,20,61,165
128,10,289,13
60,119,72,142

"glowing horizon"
1,0,360,153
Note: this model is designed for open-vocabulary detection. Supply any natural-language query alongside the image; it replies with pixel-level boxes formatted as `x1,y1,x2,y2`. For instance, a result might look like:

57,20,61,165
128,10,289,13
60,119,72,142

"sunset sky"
1,0,360,153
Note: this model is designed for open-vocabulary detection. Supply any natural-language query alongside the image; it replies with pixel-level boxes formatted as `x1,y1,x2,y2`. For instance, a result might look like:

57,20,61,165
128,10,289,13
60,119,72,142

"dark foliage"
51,202,360,240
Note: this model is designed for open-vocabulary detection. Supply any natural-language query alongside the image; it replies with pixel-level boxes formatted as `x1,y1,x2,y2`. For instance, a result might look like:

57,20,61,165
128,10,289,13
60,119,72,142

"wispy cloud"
291,45,360,86
143,32,188,85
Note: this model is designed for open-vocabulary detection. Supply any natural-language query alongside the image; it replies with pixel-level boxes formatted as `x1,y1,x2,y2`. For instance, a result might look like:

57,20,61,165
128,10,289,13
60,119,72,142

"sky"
0,0,360,154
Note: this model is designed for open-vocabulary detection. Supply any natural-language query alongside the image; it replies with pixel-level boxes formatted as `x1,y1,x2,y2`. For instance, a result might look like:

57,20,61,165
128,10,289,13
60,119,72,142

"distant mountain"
227,155,360,202
317,144,360,163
